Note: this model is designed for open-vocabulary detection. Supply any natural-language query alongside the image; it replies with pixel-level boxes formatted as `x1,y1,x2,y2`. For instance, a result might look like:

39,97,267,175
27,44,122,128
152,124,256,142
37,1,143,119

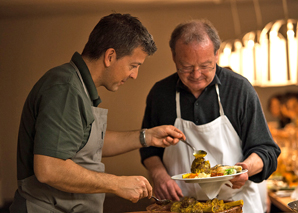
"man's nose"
130,69,138,79
191,67,202,77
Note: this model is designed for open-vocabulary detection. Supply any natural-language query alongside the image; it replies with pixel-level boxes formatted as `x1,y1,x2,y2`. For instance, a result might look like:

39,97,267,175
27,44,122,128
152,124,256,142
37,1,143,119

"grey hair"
169,19,221,56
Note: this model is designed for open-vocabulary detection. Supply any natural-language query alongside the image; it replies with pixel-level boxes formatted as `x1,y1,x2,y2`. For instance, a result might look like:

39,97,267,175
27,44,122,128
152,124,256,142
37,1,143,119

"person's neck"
82,55,104,88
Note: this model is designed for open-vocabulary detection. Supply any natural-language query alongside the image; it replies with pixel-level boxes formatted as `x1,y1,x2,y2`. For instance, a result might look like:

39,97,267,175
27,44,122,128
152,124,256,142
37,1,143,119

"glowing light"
218,19,298,87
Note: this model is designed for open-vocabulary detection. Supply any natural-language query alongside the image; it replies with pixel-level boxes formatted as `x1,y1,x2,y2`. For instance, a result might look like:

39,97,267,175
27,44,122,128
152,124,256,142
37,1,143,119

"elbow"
35,167,50,184
33,154,56,184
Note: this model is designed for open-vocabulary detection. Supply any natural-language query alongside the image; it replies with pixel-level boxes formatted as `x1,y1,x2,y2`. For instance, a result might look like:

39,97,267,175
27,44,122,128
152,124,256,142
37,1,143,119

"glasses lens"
178,64,214,73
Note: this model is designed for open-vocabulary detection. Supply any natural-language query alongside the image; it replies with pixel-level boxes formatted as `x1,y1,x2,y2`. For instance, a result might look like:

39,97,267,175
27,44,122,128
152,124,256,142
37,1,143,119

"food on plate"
146,197,244,213
183,156,211,179
211,164,242,177
191,156,211,174
182,157,242,179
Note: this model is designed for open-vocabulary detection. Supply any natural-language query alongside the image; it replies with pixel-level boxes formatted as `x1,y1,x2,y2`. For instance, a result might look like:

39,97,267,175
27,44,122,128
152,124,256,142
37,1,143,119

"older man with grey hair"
140,19,280,213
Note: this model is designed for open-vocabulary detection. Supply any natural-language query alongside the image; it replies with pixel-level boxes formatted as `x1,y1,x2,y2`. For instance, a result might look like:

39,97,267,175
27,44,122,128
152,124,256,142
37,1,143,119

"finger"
131,196,139,203
232,184,242,189
169,181,183,200
142,189,148,199
172,138,182,145
168,187,182,201
157,185,170,199
161,138,171,147
144,178,152,198
156,187,168,199
177,188,184,198
168,126,185,140
171,126,184,134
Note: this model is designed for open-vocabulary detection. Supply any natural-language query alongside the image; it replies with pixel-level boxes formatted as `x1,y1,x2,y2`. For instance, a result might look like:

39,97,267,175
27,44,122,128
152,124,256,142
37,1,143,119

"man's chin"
105,85,119,92
188,81,206,89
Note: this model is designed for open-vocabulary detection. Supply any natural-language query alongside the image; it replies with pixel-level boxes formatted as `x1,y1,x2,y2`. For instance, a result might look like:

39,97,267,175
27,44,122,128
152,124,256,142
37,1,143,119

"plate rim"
171,169,248,183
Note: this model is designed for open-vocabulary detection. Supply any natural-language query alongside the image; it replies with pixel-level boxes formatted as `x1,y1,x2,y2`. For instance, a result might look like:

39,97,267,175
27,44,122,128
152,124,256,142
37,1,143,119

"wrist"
139,129,148,147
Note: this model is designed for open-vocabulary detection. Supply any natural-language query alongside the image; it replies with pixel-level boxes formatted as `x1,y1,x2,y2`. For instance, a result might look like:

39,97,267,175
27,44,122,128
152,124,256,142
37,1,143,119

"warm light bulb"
247,40,254,48
224,47,231,55
287,30,294,38
235,41,242,49
269,31,278,39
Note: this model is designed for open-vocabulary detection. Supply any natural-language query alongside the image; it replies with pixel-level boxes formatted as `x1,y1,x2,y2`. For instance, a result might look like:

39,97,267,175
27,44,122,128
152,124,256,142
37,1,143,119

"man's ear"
104,48,116,67
171,51,176,64
215,50,219,63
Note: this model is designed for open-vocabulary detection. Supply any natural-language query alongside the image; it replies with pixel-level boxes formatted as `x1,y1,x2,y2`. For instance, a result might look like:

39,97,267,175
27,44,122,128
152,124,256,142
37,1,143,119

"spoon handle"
180,140,195,151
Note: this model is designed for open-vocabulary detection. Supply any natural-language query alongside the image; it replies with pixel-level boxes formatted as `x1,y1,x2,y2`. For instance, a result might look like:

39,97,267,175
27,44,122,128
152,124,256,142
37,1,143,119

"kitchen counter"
269,191,295,212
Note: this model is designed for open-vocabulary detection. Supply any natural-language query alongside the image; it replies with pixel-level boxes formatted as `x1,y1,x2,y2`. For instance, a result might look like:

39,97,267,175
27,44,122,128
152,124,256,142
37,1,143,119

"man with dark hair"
10,13,185,213
140,19,280,212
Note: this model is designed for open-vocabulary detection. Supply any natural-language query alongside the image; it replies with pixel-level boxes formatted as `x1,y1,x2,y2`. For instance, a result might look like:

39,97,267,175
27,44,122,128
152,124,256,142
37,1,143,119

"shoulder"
217,67,251,85
149,73,178,94
43,63,79,86
34,63,83,96
145,73,178,107
217,67,256,96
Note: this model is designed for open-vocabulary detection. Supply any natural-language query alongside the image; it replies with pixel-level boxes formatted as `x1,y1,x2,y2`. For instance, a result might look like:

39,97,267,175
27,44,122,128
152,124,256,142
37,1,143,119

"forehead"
174,39,215,62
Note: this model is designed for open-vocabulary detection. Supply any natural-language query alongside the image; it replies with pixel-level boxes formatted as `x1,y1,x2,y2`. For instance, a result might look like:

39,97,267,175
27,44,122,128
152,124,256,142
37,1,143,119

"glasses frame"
177,63,216,74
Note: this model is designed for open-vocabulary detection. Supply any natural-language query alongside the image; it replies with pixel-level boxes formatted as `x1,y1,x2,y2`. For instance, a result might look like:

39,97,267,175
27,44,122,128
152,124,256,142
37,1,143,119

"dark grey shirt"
140,65,280,182
10,52,102,213
16,52,100,180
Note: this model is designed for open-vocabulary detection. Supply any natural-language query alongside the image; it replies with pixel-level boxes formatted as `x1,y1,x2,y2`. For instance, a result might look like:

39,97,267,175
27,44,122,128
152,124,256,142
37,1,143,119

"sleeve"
139,84,165,165
239,81,281,182
34,83,89,160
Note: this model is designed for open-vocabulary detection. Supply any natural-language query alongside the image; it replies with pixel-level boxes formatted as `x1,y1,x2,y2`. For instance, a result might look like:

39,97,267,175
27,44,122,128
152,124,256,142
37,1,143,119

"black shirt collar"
71,52,101,107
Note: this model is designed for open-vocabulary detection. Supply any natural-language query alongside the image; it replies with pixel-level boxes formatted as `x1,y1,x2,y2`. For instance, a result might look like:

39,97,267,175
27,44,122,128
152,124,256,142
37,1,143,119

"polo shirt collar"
176,64,222,92
71,52,102,107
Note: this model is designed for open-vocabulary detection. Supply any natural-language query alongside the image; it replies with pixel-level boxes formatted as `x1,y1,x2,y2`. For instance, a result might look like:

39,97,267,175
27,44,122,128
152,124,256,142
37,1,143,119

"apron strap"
215,84,225,116
175,84,224,119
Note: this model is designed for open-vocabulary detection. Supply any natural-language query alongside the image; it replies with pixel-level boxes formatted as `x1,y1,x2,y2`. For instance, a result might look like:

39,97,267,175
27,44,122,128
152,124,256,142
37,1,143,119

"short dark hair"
82,13,157,60
169,19,221,56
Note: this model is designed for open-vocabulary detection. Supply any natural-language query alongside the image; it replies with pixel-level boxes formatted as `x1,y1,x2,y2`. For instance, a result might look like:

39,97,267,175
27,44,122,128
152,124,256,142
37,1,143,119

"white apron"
16,62,108,213
163,84,263,213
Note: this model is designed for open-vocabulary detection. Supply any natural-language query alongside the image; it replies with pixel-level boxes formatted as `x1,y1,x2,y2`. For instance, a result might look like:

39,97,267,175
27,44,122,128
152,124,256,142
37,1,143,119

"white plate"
171,169,248,183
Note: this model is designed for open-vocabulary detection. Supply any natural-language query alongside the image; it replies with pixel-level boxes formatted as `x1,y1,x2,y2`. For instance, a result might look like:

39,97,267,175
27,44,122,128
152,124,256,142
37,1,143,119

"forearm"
34,154,119,194
144,156,168,179
102,126,185,157
102,130,141,157
242,153,264,177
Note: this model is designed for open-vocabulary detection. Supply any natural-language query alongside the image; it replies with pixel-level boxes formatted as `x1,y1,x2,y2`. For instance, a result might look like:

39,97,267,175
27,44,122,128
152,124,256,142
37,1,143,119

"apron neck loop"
215,84,224,116
175,84,225,119
176,91,182,118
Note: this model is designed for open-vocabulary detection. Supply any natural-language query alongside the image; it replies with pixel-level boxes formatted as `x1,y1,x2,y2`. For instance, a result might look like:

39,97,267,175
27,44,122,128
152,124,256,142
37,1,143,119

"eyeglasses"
177,64,215,74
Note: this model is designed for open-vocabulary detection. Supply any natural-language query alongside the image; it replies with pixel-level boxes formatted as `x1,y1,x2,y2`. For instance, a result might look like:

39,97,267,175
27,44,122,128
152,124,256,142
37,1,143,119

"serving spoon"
151,196,172,205
180,139,207,158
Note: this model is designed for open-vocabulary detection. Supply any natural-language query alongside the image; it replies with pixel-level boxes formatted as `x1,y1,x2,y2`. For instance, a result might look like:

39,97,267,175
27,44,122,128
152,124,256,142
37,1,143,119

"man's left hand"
229,163,248,189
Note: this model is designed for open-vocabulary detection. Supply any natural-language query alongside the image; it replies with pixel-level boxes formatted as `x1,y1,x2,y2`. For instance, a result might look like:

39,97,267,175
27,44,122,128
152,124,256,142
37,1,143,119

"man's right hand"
114,176,152,203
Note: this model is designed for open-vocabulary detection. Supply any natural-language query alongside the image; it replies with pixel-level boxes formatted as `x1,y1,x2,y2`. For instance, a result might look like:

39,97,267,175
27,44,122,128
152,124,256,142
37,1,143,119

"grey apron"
17,62,108,213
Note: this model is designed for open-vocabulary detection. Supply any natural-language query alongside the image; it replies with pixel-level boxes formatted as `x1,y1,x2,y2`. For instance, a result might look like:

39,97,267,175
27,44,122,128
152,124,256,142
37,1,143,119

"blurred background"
1,0,298,212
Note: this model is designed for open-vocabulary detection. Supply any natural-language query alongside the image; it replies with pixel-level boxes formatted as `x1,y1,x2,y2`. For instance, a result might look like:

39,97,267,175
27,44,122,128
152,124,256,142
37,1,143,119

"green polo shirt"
17,52,100,180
